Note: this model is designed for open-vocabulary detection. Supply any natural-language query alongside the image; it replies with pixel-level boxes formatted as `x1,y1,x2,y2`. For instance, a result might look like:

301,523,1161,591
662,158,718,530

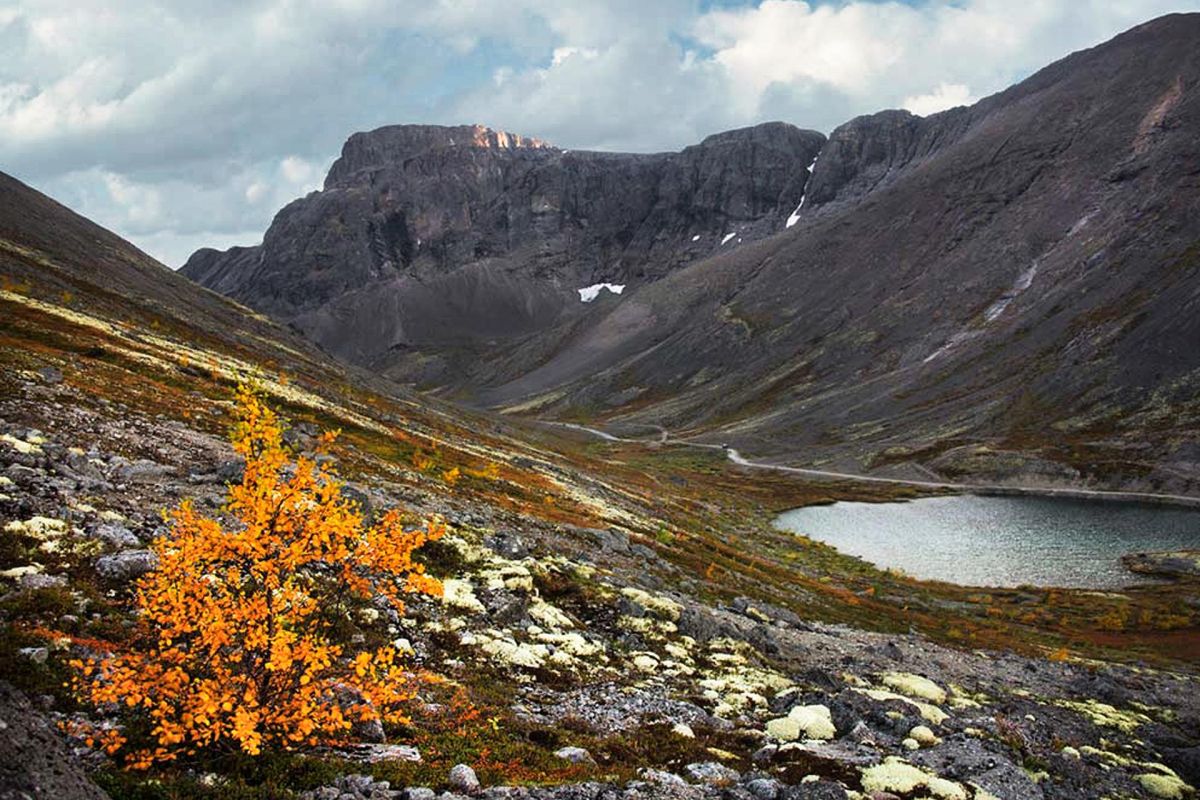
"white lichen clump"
766,704,836,741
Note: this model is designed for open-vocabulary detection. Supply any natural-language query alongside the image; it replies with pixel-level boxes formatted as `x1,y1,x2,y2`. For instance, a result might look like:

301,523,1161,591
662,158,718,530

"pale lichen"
853,687,949,725
860,758,965,799
765,704,836,741
1055,698,1150,733
882,672,948,704
620,587,682,621
4,516,68,538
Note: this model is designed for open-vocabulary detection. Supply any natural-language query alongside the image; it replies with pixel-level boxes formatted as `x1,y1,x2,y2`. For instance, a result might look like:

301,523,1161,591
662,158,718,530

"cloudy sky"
3,0,1197,267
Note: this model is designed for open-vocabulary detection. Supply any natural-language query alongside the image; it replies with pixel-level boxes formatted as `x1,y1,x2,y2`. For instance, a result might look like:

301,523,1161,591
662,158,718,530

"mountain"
182,122,824,384
185,14,1200,495
3,135,1200,798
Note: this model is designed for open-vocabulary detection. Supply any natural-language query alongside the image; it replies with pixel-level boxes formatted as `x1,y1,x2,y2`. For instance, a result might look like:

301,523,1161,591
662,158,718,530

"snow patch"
721,232,737,245
983,261,1038,322
1068,211,1095,236
578,283,625,303
785,155,819,229
925,260,1039,363
691,234,701,242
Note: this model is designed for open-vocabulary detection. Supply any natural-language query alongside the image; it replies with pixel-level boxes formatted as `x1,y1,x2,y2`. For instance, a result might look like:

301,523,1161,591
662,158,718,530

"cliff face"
182,121,825,372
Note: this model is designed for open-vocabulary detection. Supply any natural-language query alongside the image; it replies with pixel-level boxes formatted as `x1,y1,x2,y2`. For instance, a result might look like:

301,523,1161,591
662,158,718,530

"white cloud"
0,0,1196,269
903,83,977,116
279,155,319,188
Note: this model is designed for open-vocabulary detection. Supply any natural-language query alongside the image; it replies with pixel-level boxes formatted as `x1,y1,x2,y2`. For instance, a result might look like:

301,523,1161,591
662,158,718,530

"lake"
774,494,1200,588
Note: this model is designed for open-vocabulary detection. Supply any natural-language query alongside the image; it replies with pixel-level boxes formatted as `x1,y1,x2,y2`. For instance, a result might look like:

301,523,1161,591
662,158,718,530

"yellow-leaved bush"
71,383,444,767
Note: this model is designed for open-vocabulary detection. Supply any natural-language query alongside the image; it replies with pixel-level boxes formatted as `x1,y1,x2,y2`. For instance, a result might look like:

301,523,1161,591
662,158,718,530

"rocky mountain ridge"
182,120,823,375
181,14,1200,497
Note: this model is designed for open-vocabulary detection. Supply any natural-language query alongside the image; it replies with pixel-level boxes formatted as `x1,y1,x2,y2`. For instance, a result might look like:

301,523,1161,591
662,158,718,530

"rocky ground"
1,368,1197,800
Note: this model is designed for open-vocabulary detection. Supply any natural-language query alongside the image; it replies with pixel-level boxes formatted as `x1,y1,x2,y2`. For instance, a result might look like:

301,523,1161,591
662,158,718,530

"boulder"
95,550,158,582
448,764,480,795
90,523,140,549
683,761,740,786
0,681,111,799
553,746,594,764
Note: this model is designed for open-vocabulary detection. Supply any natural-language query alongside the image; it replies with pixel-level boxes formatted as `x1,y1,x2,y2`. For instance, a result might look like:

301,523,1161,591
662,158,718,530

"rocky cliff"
182,122,824,376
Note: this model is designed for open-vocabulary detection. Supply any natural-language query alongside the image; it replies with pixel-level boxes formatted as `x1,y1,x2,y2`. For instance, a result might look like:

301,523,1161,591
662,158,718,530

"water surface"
775,494,1200,588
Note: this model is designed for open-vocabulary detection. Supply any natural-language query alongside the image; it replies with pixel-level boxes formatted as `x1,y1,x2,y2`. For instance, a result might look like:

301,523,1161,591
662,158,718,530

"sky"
2,0,1198,268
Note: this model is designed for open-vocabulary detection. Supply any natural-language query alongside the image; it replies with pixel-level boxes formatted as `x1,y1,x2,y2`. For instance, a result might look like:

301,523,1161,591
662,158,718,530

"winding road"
545,421,1200,509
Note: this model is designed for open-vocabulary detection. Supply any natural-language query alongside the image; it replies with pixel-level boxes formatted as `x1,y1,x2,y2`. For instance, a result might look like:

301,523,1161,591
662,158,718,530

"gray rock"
215,458,245,483
448,764,480,795
676,606,724,643
484,531,529,560
553,746,594,764
0,681,110,799
682,762,740,786
403,789,437,800
18,647,48,664
91,523,140,548
778,782,848,800
115,459,174,483
354,717,386,744
745,778,782,800
95,549,159,581
639,769,688,788
18,573,67,590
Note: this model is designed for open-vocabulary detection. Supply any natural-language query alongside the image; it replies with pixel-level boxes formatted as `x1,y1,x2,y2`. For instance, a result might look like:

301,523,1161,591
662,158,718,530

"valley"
0,10,1198,800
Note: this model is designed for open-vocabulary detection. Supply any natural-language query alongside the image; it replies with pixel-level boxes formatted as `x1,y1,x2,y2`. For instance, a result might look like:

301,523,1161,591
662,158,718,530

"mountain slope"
4,146,1200,800
477,13,1200,494
182,15,1200,495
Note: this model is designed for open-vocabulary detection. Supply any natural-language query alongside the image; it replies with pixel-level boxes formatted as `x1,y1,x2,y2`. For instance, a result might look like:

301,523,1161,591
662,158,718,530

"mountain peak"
325,123,552,187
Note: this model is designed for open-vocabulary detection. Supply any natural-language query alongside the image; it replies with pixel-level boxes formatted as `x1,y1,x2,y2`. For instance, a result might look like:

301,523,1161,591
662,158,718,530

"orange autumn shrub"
71,383,445,767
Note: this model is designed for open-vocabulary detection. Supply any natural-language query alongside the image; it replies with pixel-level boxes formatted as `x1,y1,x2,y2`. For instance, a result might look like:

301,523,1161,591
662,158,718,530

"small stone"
19,647,49,664
781,781,849,799
354,717,386,743
340,774,376,794
902,738,920,751
553,746,594,764
403,789,437,800
95,549,159,581
683,761,740,786
448,764,480,795
746,777,782,800
19,573,67,590
672,722,696,738
91,523,140,548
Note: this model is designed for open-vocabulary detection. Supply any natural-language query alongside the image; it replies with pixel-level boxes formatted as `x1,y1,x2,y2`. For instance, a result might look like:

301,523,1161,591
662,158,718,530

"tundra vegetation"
68,384,446,767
